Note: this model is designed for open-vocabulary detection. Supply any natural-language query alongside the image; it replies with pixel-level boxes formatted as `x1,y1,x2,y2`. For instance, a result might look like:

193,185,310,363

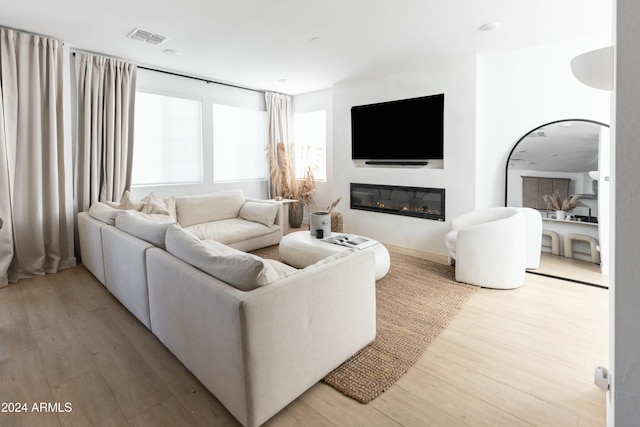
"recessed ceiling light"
278,79,289,84
163,49,180,56
479,22,502,32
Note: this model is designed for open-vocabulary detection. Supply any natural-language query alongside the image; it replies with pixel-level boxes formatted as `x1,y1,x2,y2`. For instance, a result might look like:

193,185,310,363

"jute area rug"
251,245,478,403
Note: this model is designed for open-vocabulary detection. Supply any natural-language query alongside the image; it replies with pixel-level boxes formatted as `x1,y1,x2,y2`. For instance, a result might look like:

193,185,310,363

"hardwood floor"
0,263,608,426
534,253,609,288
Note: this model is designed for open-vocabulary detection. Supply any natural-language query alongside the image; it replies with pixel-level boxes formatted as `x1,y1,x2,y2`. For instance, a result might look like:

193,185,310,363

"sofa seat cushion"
202,238,297,276
165,226,282,291
185,218,279,245
176,190,246,227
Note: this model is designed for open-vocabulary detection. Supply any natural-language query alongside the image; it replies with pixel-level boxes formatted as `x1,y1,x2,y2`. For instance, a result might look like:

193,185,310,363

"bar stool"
541,230,560,255
563,233,600,264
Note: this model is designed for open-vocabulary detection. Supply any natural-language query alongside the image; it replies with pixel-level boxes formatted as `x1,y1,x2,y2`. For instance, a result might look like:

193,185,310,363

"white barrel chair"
518,207,542,270
445,207,527,289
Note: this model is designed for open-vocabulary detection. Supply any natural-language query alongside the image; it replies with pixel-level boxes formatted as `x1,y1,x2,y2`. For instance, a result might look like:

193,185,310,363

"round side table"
279,230,390,280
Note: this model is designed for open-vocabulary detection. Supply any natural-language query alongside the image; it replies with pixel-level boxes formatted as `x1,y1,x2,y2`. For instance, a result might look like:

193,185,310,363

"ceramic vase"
288,202,303,228
310,212,331,237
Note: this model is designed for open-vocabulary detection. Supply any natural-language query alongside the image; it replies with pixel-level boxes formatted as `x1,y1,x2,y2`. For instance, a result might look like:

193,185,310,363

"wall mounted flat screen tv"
351,94,444,163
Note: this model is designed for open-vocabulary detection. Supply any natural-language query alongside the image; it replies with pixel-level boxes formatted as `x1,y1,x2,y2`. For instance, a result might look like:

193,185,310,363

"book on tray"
323,234,377,249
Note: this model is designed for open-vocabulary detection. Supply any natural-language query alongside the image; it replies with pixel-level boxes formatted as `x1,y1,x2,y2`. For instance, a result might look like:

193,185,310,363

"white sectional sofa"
79,189,283,287
77,189,377,427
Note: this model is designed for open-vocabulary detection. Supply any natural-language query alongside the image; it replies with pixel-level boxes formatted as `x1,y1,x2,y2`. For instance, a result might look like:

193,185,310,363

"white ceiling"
508,120,605,173
1,0,611,95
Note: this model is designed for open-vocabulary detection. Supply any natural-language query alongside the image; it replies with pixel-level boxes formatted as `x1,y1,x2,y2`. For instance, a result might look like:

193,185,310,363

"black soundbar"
364,160,429,166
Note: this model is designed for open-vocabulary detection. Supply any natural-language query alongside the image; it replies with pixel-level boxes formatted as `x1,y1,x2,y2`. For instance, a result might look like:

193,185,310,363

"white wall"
327,34,611,257
477,33,612,209
331,55,478,255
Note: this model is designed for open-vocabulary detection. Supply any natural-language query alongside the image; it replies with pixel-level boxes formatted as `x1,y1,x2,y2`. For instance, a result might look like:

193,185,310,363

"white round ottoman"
279,231,390,280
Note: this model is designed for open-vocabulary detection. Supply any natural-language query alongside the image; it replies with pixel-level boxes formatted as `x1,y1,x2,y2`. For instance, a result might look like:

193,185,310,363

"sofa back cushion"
88,201,121,225
115,210,175,248
176,190,246,227
305,248,356,269
164,225,279,291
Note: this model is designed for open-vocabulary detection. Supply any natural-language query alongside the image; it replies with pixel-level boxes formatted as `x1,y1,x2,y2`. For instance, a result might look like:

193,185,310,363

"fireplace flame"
350,184,445,221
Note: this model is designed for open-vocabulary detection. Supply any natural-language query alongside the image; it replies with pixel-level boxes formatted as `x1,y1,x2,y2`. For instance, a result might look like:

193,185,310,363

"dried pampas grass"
543,191,587,211
266,142,298,199
266,142,342,214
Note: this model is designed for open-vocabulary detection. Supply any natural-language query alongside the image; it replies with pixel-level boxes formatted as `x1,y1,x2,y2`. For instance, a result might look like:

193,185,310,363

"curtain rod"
71,50,265,94
137,65,265,94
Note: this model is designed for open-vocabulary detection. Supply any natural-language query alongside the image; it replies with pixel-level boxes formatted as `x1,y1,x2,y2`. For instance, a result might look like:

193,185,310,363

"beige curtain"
0,28,71,287
74,52,136,213
265,92,293,198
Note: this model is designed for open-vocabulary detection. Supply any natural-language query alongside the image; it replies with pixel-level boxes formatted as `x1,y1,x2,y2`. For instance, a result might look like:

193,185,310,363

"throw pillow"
141,192,172,217
238,201,279,228
118,190,145,211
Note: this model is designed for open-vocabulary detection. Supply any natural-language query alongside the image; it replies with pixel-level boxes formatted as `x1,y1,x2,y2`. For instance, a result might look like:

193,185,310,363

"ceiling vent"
127,28,167,45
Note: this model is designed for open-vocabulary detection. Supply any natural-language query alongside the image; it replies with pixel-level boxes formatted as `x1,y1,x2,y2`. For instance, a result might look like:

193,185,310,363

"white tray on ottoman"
279,231,390,280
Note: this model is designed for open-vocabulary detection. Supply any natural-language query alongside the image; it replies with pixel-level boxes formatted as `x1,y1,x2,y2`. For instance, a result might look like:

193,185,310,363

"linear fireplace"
350,183,445,221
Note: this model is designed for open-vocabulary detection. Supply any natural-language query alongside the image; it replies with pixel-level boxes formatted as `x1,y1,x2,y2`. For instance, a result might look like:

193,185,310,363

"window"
132,92,203,186
294,110,326,181
213,104,267,182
